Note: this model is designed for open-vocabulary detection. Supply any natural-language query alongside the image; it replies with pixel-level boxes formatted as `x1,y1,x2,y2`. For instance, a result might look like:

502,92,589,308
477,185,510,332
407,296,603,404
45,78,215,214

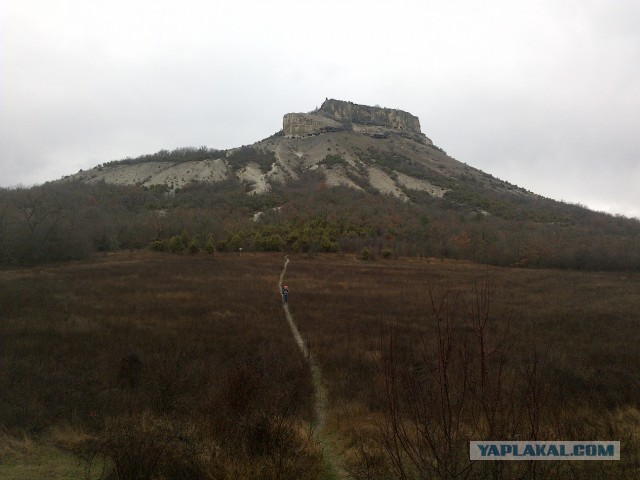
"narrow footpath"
278,256,343,479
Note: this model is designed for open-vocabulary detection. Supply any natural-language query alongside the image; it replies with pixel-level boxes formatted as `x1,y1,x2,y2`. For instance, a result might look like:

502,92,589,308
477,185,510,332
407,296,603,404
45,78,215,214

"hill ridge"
0,98,623,271
64,99,529,204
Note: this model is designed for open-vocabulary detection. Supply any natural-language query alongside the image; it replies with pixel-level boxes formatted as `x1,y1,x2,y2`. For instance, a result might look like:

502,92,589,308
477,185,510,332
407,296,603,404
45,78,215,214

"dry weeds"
1,252,639,478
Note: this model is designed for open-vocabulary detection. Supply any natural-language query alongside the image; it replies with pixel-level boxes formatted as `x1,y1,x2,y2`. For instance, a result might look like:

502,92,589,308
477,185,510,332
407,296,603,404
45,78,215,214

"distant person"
282,285,289,304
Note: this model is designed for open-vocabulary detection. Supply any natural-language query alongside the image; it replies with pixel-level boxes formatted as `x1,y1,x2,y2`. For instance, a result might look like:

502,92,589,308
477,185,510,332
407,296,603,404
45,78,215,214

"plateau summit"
4,99,638,271
66,99,527,203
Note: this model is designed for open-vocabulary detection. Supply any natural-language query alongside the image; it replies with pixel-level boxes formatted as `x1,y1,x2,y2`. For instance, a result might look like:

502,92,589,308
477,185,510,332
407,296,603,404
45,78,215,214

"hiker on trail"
282,285,289,304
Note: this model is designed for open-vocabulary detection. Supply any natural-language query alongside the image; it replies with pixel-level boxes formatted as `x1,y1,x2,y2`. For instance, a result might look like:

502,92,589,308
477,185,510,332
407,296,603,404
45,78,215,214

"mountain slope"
2,99,638,270
65,99,531,210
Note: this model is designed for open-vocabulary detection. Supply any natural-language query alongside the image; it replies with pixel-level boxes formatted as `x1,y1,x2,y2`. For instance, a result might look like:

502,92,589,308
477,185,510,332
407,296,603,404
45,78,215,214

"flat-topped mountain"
65,98,528,204
3,98,639,270
283,99,429,145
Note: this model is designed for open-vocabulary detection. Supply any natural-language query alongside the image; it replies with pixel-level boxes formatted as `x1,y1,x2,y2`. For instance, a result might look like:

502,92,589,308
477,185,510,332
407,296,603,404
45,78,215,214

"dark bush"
87,414,211,480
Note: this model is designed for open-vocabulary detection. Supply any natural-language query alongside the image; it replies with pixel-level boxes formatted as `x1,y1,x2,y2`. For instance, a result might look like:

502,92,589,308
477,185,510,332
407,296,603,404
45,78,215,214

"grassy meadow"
1,251,639,479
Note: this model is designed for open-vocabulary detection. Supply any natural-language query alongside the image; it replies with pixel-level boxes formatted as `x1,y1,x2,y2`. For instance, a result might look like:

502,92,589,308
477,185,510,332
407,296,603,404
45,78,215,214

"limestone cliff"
68,98,478,198
283,99,431,145
282,113,344,137
318,99,422,133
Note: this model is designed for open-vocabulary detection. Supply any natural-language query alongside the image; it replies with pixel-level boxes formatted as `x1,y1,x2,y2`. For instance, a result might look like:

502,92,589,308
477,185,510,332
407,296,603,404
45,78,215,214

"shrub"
205,236,215,254
169,236,185,254
319,154,347,169
84,414,211,480
206,356,323,480
321,234,339,253
188,239,200,255
360,247,371,260
149,240,167,252
263,234,284,252
226,146,276,173
216,240,228,252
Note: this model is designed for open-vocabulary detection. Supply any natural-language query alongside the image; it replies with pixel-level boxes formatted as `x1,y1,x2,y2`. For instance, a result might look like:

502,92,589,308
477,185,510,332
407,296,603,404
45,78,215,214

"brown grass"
1,251,639,478
0,251,319,478
284,255,640,406
283,254,640,478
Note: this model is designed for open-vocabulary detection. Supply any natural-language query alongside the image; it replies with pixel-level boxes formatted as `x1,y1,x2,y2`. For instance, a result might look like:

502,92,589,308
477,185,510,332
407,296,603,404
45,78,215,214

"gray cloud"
2,0,638,217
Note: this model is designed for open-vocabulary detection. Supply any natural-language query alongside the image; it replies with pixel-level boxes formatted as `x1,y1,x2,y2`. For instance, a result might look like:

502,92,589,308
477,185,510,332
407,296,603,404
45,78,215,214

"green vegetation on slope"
1,169,639,270
226,146,276,173
102,146,225,167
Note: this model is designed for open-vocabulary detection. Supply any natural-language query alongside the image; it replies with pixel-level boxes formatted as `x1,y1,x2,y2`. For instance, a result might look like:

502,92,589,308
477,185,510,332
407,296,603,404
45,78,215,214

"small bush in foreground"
82,414,212,480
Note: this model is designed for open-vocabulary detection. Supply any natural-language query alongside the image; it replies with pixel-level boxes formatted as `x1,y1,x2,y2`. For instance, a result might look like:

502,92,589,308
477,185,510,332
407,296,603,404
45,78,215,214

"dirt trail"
279,257,343,478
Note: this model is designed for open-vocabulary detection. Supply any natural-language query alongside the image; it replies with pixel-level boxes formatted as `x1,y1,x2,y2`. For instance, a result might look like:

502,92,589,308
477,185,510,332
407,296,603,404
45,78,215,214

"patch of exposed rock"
394,171,449,198
62,99,532,204
72,159,229,189
283,98,432,145
282,113,343,137
319,98,422,133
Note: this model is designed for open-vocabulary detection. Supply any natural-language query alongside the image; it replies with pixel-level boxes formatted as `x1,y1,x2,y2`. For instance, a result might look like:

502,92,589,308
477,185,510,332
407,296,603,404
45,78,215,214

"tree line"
1,172,639,270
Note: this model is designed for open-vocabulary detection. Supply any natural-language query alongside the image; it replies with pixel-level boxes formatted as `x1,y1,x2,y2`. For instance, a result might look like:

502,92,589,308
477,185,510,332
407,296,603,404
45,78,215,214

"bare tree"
379,280,549,480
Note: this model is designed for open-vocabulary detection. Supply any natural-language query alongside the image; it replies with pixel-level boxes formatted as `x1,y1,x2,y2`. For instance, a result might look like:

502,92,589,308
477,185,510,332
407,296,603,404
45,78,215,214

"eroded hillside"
4,99,638,270
65,99,531,204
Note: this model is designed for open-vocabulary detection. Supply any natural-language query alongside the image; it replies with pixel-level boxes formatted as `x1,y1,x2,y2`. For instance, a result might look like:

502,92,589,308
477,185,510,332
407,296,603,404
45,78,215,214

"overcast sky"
2,0,639,217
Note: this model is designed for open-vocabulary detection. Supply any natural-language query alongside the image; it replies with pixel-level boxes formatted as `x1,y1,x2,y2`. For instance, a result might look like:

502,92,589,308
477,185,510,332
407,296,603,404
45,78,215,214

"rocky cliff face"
283,99,430,144
282,113,344,137
68,99,476,198
318,99,422,133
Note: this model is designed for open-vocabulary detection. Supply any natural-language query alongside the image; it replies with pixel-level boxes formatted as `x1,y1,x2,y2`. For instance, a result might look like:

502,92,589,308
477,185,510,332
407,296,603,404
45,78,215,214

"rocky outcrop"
283,99,431,145
65,99,463,200
318,99,422,133
282,113,344,137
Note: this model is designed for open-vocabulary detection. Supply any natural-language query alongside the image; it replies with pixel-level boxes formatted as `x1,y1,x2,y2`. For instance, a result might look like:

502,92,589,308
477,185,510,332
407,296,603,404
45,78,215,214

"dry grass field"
1,251,639,479
286,255,640,479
